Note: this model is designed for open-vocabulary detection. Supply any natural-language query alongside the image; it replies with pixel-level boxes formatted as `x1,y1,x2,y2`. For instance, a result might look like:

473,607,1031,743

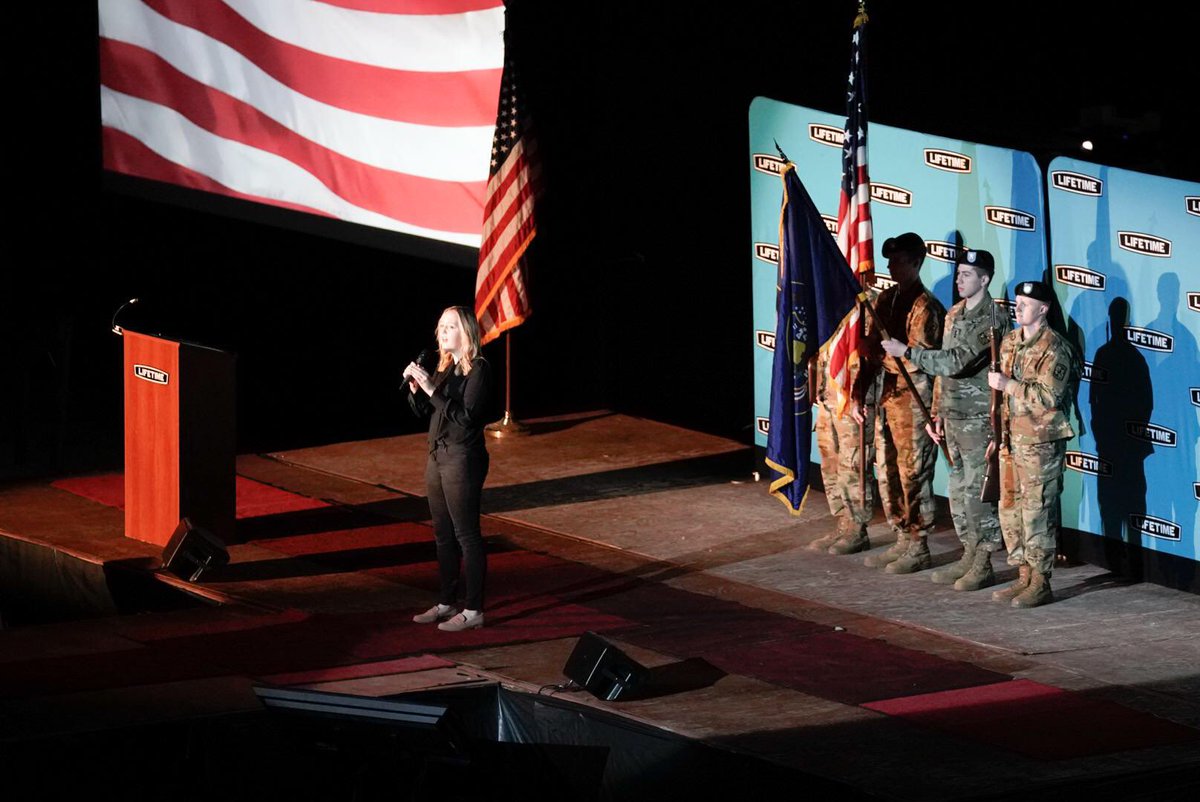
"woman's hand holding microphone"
402,362,435,396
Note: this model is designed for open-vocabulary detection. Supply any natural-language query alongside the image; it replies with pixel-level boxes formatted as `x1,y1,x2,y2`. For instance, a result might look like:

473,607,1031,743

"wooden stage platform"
2,412,1199,798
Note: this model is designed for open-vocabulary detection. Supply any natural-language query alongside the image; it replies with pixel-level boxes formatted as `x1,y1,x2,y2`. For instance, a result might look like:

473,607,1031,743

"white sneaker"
412,604,456,624
438,610,484,631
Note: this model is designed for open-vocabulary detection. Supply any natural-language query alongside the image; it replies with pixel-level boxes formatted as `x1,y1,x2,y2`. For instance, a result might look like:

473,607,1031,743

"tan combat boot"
931,540,975,585
807,518,844,552
1011,568,1053,608
864,529,908,568
885,536,931,574
953,546,996,591
828,523,870,555
991,564,1030,602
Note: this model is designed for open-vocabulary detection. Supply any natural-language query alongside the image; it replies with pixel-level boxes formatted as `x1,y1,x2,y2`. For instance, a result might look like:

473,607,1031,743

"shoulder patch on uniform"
978,330,990,346
1053,362,1066,381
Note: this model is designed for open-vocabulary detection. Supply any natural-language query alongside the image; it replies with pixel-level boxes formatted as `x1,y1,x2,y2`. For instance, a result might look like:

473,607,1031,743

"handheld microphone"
401,348,435,392
111,297,140,335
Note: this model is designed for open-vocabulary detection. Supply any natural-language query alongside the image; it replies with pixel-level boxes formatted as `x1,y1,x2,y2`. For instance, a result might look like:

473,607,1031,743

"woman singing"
403,306,492,631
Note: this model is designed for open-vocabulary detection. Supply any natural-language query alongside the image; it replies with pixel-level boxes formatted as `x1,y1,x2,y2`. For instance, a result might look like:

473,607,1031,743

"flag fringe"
766,456,810,516
478,311,528,347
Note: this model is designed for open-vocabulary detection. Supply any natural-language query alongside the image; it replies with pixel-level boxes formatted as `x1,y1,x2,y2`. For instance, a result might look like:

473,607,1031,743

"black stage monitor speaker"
563,631,647,701
162,517,229,581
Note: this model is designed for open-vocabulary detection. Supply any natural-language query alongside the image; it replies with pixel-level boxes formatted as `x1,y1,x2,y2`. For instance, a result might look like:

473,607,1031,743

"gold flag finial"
854,1,869,28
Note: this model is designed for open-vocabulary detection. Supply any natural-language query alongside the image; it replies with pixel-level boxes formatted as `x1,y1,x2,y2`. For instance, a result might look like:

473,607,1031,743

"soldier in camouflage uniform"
987,280,1079,608
857,232,945,572
882,249,1003,590
812,329,879,554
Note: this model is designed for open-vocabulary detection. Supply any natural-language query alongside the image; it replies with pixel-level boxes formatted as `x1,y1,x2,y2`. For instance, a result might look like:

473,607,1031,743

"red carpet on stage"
33,471,1200,763
255,520,431,556
260,654,458,686
112,607,311,642
621,588,1010,705
0,601,636,699
368,545,1015,706
862,679,1200,759
52,473,329,518
365,548,635,608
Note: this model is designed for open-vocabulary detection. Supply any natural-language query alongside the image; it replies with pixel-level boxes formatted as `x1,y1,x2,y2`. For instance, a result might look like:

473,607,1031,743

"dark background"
4,1,1195,480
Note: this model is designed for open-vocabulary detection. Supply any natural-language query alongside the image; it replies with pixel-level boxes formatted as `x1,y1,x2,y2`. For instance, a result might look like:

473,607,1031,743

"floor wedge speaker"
563,631,646,701
162,517,229,581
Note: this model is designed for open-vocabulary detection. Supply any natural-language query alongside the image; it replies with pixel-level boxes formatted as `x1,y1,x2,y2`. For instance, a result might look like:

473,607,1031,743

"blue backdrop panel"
1049,157,1200,562
750,96,1047,498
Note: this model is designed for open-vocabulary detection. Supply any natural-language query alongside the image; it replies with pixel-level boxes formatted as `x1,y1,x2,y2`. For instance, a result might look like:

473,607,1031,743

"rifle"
857,298,955,468
980,300,1002,502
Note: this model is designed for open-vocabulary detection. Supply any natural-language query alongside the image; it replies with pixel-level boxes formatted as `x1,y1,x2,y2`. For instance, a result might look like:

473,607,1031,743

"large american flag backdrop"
98,0,505,248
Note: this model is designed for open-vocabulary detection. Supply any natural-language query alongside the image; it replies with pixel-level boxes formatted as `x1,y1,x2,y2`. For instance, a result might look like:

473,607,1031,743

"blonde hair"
435,306,482,375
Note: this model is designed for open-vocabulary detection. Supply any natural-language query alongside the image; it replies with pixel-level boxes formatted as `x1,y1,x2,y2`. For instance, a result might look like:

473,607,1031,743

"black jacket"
408,357,492,451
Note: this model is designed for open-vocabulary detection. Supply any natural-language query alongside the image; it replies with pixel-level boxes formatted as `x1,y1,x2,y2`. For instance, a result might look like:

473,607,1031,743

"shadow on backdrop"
1090,297,1151,579
1145,273,1199,588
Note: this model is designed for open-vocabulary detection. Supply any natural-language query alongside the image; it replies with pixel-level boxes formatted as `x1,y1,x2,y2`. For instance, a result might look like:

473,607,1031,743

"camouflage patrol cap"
956,248,995,277
1015,280,1054,303
881,232,925,260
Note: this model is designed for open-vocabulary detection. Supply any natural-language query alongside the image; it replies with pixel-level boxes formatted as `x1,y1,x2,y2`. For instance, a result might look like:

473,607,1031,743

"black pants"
425,445,489,611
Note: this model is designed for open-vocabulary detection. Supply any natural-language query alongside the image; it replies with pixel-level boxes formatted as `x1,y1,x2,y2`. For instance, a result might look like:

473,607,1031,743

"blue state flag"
767,163,864,513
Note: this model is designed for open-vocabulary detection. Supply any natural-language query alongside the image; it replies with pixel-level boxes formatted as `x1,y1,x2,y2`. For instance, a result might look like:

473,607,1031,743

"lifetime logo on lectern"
756,417,770,436
871,183,913,207
756,331,776,352
1129,514,1182,542
1081,361,1109,384
753,154,785,175
133,364,169,385
1125,421,1177,447
754,243,780,264
985,206,1037,231
809,124,844,148
1055,264,1106,291
924,149,972,173
873,274,898,291
1186,196,1200,216
1125,326,1174,353
1187,292,1200,313
1118,231,1172,257
1051,170,1104,196
821,215,839,235
1065,451,1113,477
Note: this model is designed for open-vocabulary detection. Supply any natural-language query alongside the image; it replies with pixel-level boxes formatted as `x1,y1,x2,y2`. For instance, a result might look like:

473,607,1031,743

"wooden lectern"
123,330,236,547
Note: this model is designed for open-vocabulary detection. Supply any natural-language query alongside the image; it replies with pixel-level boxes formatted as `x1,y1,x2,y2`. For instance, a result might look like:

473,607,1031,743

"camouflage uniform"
997,324,1078,576
868,282,945,542
910,297,1004,570
814,343,877,548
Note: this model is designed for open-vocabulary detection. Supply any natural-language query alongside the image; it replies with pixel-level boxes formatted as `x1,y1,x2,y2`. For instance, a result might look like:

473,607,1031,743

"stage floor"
2,411,1199,798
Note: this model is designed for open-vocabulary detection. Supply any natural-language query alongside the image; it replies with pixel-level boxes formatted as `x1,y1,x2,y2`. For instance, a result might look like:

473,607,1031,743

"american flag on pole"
474,27,539,346
98,0,504,248
826,6,874,415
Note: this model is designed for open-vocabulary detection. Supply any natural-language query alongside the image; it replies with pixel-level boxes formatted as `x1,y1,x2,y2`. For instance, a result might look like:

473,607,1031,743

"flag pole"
858,282,868,501
486,331,528,438
819,230,954,469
